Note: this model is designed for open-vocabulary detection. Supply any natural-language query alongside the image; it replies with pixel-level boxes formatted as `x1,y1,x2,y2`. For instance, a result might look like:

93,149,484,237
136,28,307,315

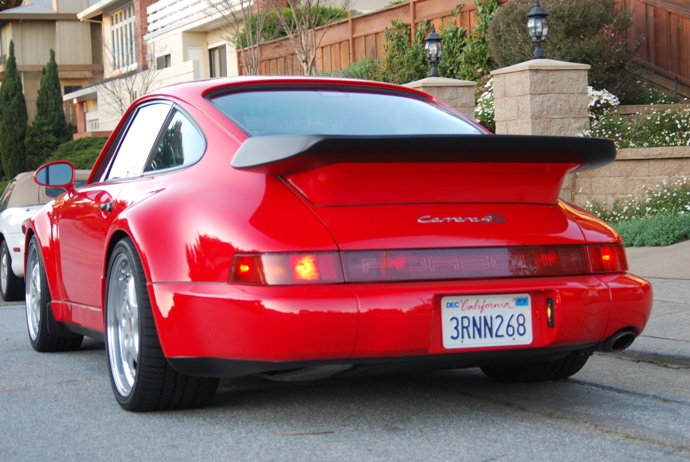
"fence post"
404,77,476,119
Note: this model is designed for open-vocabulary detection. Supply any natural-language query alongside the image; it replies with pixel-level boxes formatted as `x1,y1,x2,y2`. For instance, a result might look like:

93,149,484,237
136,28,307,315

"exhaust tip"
599,330,637,353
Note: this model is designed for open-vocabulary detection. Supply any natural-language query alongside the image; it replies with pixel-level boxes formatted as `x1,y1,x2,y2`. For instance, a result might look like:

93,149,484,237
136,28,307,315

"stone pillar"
491,59,590,136
491,60,591,203
404,77,476,119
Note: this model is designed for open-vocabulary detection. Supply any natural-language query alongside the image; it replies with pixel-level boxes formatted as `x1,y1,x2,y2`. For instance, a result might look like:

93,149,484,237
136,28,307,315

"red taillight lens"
342,246,590,282
588,244,628,273
231,255,265,284
231,253,343,285
231,244,627,285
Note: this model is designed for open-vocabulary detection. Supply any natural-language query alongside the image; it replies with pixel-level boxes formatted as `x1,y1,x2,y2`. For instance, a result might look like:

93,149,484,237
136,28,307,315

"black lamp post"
527,0,549,59
424,26,443,77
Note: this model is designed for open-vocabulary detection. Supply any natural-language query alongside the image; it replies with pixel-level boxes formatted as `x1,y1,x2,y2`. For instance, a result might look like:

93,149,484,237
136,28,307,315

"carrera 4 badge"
418,214,505,224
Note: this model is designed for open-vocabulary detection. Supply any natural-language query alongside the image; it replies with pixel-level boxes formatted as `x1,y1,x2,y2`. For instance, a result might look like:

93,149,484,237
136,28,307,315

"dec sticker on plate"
441,294,533,349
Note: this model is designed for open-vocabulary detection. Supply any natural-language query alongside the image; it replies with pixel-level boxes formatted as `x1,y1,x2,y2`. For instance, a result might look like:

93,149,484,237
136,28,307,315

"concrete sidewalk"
621,240,690,366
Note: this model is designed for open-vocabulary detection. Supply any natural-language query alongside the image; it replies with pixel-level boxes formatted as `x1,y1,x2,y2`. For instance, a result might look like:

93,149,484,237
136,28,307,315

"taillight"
341,246,590,282
230,253,343,285
230,244,627,285
588,244,628,273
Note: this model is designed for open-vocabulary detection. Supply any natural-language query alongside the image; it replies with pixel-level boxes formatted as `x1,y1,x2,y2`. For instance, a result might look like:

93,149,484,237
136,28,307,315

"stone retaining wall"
561,146,690,207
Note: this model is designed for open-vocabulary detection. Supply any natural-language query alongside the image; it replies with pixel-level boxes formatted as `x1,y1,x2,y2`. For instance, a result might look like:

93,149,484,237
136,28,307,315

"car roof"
6,169,91,208
144,76,434,104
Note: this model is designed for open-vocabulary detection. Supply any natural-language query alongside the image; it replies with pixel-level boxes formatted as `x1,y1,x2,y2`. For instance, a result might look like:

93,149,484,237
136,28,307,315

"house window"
209,45,227,78
0,34,5,65
64,86,83,95
156,54,171,70
109,5,136,72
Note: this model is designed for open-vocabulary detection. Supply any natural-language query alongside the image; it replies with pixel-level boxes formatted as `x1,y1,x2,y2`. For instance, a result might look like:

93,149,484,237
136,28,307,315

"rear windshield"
210,88,484,137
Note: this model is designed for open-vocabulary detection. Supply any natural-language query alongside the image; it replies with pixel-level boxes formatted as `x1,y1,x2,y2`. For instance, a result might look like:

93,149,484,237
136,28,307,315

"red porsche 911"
25,77,652,412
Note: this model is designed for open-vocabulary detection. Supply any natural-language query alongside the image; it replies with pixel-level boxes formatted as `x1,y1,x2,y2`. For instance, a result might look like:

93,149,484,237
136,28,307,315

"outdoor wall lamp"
527,0,549,59
424,26,443,77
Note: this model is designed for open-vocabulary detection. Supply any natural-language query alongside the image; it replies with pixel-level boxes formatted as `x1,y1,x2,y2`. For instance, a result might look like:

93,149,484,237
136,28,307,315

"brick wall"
133,0,157,70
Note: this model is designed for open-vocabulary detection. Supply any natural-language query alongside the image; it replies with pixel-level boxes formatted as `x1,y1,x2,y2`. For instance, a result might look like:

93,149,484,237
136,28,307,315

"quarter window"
146,110,206,172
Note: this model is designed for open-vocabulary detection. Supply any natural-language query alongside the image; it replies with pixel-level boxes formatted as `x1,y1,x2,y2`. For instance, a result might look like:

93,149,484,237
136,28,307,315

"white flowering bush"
586,177,690,222
583,85,689,148
474,78,495,132
583,104,690,148
588,86,620,120
585,177,690,246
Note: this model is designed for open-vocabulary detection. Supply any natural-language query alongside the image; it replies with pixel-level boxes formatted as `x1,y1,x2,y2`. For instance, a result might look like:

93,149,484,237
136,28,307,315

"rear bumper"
149,273,652,376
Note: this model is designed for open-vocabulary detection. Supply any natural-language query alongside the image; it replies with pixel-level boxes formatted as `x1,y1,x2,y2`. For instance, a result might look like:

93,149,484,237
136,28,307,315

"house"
68,0,389,137
0,0,101,124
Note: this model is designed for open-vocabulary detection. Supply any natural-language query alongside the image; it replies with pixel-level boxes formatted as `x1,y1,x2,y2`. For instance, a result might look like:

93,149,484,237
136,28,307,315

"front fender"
24,202,60,298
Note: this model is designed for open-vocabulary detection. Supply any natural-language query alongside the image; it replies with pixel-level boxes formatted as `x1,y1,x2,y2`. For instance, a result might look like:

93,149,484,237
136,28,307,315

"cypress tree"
25,49,73,169
0,40,28,178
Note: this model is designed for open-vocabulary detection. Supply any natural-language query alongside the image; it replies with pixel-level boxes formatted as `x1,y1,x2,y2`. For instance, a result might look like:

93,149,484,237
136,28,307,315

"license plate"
441,294,533,349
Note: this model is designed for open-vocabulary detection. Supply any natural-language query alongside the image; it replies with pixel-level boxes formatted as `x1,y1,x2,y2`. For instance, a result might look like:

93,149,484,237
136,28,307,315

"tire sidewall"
25,238,50,351
1,240,10,300
105,238,145,409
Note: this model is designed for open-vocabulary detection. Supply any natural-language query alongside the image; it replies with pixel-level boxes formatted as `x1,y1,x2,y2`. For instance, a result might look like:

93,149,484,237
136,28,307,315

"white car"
0,169,89,301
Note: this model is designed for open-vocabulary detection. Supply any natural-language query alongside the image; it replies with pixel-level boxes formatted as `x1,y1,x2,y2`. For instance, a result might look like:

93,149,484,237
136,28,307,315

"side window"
145,110,205,173
105,103,172,180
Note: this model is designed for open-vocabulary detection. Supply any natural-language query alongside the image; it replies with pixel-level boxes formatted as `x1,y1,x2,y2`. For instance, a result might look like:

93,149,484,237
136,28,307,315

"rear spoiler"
231,135,616,175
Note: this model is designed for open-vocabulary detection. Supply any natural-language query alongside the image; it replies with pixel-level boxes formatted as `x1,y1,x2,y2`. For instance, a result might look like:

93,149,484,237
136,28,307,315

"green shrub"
380,20,429,84
331,57,382,80
586,177,690,246
448,0,499,81
378,0,499,84
48,136,108,170
614,214,690,247
488,0,637,100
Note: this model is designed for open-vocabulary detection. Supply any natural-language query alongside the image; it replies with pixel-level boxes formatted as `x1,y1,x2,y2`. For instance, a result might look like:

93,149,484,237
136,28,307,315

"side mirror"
34,161,76,189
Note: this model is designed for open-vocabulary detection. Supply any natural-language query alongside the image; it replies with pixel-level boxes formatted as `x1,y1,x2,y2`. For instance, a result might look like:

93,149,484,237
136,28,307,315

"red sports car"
25,77,652,412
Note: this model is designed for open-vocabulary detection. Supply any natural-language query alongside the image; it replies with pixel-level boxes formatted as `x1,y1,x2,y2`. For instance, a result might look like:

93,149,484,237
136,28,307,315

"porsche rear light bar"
231,253,344,285
230,244,628,285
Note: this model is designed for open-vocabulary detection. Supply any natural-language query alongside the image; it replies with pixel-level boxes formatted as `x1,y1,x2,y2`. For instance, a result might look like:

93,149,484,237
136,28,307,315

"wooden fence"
243,0,508,76
620,0,690,90
247,0,689,93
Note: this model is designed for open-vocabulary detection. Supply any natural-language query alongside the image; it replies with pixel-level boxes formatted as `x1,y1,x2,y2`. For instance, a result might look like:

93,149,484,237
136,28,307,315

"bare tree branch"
96,38,162,118
278,0,351,75
203,0,268,75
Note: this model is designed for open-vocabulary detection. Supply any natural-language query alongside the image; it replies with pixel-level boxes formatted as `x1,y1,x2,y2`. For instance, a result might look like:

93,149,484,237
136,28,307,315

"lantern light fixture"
527,0,550,59
424,26,443,77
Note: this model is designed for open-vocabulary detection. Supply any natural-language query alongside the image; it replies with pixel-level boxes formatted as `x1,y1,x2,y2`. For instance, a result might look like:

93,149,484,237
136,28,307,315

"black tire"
1,240,25,301
25,237,84,352
480,351,591,383
105,237,219,412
